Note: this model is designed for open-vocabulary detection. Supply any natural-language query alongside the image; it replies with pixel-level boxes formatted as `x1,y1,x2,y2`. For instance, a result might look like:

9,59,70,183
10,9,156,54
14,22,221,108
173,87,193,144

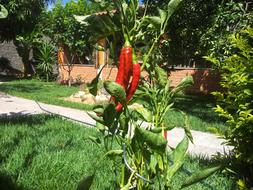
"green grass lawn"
165,95,227,133
0,114,235,189
0,78,92,110
0,114,115,190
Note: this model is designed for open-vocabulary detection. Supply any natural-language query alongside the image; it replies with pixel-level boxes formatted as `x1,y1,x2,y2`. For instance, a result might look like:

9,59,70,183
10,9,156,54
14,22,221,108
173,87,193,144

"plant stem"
142,35,159,70
121,159,125,188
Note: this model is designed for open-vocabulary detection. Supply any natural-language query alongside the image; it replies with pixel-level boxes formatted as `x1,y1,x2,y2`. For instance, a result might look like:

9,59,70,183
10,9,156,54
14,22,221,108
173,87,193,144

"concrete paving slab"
0,92,233,158
0,92,95,126
167,128,233,158
0,93,44,116
38,102,96,126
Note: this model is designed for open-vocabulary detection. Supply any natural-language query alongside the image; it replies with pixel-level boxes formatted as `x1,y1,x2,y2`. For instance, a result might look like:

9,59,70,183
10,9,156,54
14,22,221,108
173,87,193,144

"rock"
72,91,86,98
81,94,96,104
95,94,110,103
65,90,111,105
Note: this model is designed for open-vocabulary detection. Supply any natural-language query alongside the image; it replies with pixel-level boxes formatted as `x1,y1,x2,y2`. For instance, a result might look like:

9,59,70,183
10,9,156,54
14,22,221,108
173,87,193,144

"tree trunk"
15,41,35,78
68,69,72,87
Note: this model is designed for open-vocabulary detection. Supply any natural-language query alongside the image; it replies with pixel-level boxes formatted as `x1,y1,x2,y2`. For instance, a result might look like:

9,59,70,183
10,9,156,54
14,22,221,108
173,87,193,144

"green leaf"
181,165,222,189
74,13,120,43
103,103,116,127
0,4,8,19
151,126,171,133
181,112,193,143
86,136,102,146
121,2,128,19
158,8,167,24
150,154,158,174
167,136,189,182
96,122,106,132
120,183,131,190
104,81,126,105
172,76,194,94
160,103,174,121
92,105,104,116
143,16,162,29
134,107,152,122
77,173,95,190
87,112,105,125
244,89,252,96
104,149,123,157
165,78,171,92
155,66,168,87
157,153,164,170
119,113,129,136
87,65,106,96
135,127,167,152
166,0,183,22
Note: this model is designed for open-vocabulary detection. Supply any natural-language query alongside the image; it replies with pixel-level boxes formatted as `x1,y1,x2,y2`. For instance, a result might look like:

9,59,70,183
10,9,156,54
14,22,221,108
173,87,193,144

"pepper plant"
134,66,194,139
76,0,221,189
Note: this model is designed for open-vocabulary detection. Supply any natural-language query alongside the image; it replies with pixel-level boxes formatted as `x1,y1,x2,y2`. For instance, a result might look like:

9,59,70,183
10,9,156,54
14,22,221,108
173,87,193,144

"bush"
36,42,57,82
207,28,253,186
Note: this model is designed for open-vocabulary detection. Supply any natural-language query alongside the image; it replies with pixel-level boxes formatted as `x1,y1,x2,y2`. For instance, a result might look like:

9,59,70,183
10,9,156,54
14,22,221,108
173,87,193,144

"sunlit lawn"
0,114,235,189
165,95,227,133
0,78,92,110
0,114,114,190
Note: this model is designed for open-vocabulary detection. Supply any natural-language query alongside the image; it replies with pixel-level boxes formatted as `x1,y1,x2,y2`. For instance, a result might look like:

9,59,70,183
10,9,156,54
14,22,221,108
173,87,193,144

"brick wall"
58,64,118,82
59,65,222,94
169,68,222,94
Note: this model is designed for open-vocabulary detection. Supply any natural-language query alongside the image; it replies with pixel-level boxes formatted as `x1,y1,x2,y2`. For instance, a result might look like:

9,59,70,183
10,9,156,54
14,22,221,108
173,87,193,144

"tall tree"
143,0,253,67
43,0,100,85
0,0,54,77
0,0,53,41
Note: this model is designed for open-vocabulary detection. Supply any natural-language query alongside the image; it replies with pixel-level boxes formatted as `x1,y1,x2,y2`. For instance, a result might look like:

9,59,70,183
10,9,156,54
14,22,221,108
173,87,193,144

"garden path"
0,92,233,158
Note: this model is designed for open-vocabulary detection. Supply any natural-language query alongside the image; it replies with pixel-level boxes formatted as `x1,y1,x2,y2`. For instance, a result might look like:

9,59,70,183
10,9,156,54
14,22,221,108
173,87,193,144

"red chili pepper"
115,46,132,89
164,131,167,140
113,43,133,107
122,46,133,89
116,50,140,112
115,48,126,89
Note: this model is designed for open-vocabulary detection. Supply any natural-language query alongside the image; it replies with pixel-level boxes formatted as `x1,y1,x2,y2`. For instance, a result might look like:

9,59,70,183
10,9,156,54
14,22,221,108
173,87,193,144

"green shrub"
207,28,253,186
36,42,57,82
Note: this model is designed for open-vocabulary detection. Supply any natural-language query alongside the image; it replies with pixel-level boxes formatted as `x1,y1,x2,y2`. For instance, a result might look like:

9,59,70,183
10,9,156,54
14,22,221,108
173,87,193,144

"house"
0,34,221,94
57,10,222,94
57,40,222,94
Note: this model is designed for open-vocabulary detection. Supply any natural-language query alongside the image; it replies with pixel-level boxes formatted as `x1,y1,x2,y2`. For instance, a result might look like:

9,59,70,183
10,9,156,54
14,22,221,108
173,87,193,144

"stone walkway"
0,93,233,158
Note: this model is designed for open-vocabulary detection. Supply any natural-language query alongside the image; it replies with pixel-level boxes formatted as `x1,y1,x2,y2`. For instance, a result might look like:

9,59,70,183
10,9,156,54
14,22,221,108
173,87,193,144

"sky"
48,0,143,10
62,0,72,5
47,0,72,10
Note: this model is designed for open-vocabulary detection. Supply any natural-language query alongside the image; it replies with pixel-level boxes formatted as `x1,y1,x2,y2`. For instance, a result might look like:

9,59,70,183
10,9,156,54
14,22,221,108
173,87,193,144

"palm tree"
36,42,56,82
